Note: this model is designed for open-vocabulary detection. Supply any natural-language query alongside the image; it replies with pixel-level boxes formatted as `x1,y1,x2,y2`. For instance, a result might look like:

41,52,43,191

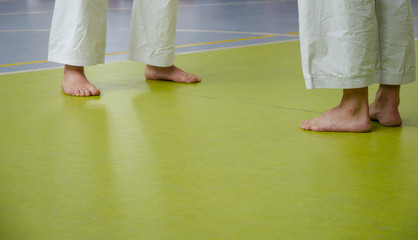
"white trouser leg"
374,0,416,85
48,0,108,66
128,0,178,67
298,0,415,89
298,0,376,89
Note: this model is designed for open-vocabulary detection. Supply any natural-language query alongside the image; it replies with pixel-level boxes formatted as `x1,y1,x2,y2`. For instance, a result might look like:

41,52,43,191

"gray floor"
0,0,300,73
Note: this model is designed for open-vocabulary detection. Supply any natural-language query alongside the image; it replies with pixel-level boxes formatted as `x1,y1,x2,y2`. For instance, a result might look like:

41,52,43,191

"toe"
300,120,312,130
79,89,87,97
84,88,91,97
74,89,81,96
63,88,74,96
90,88,101,96
187,74,201,83
193,76,201,83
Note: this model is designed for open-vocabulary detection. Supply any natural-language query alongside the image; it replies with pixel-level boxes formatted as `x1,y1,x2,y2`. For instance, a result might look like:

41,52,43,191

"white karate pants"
298,0,416,89
48,0,178,67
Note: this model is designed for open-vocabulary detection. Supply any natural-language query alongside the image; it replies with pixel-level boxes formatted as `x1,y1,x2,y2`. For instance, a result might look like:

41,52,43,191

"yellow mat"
1,41,417,239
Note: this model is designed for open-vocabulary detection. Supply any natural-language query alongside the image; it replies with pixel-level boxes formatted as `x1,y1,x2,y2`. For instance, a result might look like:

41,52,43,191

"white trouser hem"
374,70,416,85
48,55,105,67
304,75,374,89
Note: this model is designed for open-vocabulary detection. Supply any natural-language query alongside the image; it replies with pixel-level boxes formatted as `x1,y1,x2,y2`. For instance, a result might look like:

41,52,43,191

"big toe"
88,87,101,96
185,75,201,83
63,87,75,96
300,120,312,130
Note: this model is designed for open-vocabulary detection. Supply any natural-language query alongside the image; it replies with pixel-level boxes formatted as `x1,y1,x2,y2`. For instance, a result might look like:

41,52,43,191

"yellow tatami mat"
1,41,417,239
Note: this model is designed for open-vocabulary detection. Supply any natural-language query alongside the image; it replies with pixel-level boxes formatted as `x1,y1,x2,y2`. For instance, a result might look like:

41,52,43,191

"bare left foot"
62,65,101,97
145,65,201,83
369,85,402,127
300,88,371,133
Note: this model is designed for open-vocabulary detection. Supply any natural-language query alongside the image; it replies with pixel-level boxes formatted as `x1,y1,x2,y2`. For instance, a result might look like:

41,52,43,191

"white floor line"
0,66,62,75
0,27,299,37
0,10,51,16
0,40,298,76
110,28,299,37
176,29,298,37
176,39,299,56
0,0,295,15
107,0,296,10
0,29,50,32
178,0,296,8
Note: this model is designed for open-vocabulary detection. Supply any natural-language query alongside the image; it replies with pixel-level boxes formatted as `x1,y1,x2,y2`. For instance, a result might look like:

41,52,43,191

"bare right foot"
62,65,101,97
300,88,372,133
145,65,201,83
369,85,402,127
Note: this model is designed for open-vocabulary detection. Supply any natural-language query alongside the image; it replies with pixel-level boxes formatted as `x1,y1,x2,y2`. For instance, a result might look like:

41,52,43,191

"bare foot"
369,85,402,127
300,88,372,132
62,65,101,97
145,65,201,83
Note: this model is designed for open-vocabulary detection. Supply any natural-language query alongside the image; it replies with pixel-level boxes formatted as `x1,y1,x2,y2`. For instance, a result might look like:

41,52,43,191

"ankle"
374,85,400,106
341,88,369,113
64,65,84,74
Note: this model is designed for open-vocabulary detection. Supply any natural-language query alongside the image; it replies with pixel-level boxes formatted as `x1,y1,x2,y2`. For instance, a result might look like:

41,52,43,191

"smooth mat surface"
1,41,418,239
